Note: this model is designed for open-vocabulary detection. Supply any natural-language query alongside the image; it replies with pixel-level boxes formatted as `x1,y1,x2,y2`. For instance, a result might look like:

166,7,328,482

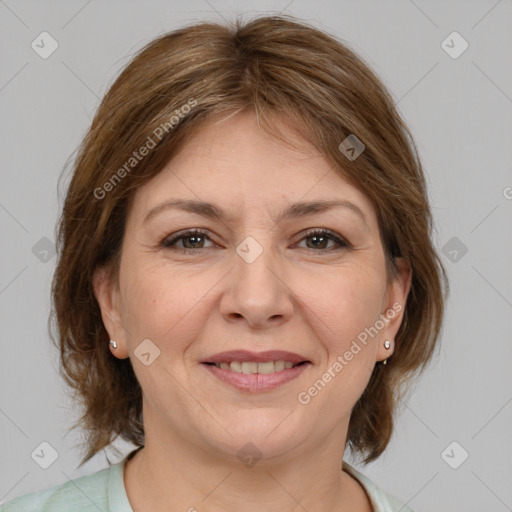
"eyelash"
161,228,350,254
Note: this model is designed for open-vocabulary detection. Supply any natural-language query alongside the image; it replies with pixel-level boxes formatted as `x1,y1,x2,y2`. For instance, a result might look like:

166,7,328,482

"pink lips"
201,350,311,392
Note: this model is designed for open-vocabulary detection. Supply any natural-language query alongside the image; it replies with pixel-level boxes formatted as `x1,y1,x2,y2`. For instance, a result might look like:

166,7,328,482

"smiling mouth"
203,360,309,374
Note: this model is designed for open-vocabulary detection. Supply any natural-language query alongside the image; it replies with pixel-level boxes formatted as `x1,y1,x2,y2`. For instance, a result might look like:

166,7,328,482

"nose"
219,237,294,330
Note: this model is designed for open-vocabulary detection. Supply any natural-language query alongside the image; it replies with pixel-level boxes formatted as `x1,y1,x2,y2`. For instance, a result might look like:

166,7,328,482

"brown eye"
297,229,350,251
180,234,206,249
162,229,213,251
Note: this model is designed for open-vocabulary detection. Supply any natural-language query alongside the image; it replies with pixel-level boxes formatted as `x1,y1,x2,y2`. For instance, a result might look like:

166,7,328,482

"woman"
1,14,448,512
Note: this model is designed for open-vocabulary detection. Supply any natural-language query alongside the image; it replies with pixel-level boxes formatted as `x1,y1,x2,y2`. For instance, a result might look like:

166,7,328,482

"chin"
196,410,311,464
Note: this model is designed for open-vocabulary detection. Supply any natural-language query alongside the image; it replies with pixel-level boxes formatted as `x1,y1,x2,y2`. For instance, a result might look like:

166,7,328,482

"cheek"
323,277,384,391
305,269,385,348
120,261,215,348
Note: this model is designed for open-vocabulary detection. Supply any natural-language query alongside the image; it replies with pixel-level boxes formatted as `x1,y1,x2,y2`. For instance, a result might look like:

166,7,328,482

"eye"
161,228,350,253
296,229,350,251
161,229,214,251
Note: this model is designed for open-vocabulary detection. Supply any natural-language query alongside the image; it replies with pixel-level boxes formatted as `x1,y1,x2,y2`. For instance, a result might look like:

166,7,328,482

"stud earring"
383,339,392,365
109,340,117,349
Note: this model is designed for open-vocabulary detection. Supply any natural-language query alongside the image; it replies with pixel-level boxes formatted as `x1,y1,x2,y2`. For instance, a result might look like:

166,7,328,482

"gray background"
1,0,511,510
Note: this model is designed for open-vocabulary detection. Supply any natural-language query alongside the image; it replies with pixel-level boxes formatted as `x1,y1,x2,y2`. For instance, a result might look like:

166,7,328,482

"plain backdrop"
1,1,511,510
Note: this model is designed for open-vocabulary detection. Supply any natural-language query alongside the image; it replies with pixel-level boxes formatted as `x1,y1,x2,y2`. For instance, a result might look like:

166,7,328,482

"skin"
93,109,411,512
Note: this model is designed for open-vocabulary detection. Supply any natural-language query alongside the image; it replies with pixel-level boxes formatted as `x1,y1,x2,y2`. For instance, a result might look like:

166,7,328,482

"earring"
109,340,117,349
383,339,391,365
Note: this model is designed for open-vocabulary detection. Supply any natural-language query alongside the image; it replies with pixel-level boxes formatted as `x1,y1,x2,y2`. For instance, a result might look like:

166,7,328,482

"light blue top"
0,450,413,512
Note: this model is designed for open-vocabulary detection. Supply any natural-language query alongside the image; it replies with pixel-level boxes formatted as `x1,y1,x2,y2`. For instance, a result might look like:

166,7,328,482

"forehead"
128,110,377,226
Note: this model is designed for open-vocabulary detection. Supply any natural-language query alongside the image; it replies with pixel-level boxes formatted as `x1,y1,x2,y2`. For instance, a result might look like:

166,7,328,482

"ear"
92,265,129,359
375,257,412,363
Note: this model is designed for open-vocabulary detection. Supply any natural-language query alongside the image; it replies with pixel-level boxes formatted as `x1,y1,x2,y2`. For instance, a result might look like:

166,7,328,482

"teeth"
256,361,275,374
241,362,258,374
274,360,285,371
230,361,242,373
212,360,303,374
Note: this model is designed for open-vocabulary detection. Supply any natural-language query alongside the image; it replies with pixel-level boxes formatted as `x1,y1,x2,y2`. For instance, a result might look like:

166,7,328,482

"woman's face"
94,110,411,463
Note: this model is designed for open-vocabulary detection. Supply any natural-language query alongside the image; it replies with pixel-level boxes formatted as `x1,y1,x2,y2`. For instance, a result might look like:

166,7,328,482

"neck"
123,422,372,511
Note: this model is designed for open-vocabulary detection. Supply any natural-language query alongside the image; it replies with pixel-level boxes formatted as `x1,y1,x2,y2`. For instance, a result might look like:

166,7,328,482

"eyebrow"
143,198,368,226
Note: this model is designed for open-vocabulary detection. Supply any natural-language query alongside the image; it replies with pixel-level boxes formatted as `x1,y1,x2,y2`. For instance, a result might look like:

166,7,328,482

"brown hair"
50,14,448,466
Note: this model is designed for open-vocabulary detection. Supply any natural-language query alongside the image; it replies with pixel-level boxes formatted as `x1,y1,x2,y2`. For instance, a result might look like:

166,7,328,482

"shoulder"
0,463,119,512
343,462,415,512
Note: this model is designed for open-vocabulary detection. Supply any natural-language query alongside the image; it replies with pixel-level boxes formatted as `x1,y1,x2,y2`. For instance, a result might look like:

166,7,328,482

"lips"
201,350,311,392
